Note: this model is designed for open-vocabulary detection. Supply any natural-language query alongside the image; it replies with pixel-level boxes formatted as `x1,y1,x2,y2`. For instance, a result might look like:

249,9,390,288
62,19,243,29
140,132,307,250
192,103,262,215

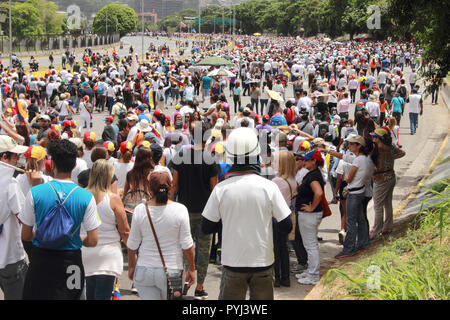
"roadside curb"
304,127,450,300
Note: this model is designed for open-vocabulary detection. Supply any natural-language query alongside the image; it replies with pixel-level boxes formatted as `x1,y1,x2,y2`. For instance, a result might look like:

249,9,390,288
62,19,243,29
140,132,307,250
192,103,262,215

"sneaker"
131,285,138,295
182,284,190,296
295,272,309,279
194,289,208,300
291,263,308,273
338,230,346,245
335,251,355,259
297,275,319,285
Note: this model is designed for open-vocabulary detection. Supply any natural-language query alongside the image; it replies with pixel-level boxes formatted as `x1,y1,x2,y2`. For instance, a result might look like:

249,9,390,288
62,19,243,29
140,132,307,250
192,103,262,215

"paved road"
68,51,448,300
1,36,448,300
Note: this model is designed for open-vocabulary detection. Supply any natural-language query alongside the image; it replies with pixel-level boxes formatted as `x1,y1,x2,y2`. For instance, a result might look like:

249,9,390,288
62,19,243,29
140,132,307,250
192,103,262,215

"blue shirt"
391,97,405,113
202,76,212,89
30,181,95,250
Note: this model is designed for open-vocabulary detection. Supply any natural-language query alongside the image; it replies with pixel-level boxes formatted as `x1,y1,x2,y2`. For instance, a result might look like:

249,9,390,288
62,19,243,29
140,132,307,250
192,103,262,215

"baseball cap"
370,127,390,139
0,136,28,154
69,137,83,149
148,170,172,195
345,134,366,146
154,109,162,117
262,114,270,121
103,141,115,152
104,116,114,122
303,150,324,162
83,131,96,142
120,141,133,153
312,137,326,146
24,145,47,161
40,115,51,122
144,132,157,142
127,114,139,122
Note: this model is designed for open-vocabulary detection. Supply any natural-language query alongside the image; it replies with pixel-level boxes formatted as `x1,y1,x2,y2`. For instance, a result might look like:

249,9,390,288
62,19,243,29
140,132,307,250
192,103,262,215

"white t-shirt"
82,149,93,169
202,174,291,268
126,125,138,143
113,161,134,190
408,94,422,114
71,158,88,184
16,172,53,198
0,170,26,269
295,168,310,185
347,155,374,195
127,202,193,270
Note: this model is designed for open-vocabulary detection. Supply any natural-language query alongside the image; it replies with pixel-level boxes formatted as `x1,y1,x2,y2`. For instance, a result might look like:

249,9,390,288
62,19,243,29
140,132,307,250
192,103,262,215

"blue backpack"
35,183,80,250
97,82,105,95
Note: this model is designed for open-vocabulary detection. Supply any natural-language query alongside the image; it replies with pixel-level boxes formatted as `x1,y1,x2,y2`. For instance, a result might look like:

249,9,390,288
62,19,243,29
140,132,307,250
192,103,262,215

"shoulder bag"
144,201,183,300
283,178,297,241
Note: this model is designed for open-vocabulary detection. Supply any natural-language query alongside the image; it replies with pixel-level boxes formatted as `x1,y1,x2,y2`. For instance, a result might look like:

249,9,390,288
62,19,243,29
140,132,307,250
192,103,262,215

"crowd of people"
2,32,435,300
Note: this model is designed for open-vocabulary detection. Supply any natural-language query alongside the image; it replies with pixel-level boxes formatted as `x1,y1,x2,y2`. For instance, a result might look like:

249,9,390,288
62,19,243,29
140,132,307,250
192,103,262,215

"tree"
28,0,66,35
92,4,138,36
387,0,450,94
0,1,42,38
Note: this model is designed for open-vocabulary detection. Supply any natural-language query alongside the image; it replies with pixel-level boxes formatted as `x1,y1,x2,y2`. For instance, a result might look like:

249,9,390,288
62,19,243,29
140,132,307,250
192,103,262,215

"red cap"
154,109,162,117
262,114,270,121
120,141,132,153
62,120,71,127
105,116,114,122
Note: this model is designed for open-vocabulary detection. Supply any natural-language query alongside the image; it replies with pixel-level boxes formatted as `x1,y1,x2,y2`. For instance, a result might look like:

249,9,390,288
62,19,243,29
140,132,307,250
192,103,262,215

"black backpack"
318,123,329,138
398,86,407,98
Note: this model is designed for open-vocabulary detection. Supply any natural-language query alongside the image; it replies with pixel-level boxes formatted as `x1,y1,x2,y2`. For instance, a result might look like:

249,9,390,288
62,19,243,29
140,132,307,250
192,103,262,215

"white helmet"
225,128,260,164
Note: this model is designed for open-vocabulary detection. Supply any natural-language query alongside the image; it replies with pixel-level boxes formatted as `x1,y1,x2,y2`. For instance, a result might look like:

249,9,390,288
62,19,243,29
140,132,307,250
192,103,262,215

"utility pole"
9,0,12,68
141,0,144,61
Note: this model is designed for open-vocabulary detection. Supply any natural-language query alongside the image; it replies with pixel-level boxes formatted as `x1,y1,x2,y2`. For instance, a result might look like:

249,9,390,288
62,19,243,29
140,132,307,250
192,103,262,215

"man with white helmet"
201,127,292,300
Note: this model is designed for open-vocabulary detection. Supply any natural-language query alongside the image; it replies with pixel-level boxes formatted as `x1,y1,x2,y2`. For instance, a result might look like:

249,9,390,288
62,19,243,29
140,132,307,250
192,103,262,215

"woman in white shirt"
69,138,88,184
16,145,52,196
127,168,196,300
82,160,130,300
113,141,134,192
272,151,297,287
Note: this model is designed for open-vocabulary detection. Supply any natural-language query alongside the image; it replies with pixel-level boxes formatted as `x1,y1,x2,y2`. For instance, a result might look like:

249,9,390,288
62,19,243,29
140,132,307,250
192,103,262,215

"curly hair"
47,139,77,173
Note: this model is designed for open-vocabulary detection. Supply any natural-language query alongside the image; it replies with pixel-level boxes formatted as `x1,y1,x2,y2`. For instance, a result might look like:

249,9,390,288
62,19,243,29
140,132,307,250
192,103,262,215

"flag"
168,74,185,87
142,87,155,110
180,22,186,28
149,124,161,139
234,40,242,49
14,91,28,123
283,63,290,79
112,282,121,300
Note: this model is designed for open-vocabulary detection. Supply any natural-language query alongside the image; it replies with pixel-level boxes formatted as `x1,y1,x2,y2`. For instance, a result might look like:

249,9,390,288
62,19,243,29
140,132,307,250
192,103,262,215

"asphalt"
0,36,448,300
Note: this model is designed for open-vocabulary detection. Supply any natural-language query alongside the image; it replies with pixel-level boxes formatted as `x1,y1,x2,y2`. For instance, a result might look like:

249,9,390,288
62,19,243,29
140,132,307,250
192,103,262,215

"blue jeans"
134,266,183,300
343,193,370,254
409,112,418,134
85,275,116,300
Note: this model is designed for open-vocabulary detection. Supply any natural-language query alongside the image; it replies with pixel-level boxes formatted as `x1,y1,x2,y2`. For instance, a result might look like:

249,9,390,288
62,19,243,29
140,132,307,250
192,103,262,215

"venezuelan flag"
14,92,28,123
112,282,121,300
149,124,161,139
169,74,184,87
142,87,155,110
234,40,242,49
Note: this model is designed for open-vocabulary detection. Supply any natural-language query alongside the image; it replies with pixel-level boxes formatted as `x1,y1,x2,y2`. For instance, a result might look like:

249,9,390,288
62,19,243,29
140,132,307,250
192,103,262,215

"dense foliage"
0,0,67,38
92,4,138,36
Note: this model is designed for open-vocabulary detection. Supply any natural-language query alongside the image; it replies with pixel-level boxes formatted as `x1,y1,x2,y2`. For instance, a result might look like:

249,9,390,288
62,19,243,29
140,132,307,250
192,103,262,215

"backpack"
123,189,150,225
344,126,357,138
318,123,329,138
34,183,80,250
286,135,296,151
285,107,295,124
97,82,105,95
398,85,407,98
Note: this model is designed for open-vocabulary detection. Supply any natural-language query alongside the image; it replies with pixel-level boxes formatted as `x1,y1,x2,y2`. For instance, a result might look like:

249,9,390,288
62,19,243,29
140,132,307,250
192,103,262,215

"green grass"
322,181,450,300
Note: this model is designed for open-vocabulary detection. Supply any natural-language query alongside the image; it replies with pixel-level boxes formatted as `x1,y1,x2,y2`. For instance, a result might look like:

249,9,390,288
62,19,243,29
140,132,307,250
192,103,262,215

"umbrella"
266,89,284,102
207,68,235,77
253,33,261,36
196,56,234,67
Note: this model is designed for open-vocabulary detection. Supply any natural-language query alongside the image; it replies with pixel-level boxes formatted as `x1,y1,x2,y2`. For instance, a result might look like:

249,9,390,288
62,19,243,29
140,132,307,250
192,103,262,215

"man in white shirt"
126,114,139,142
366,95,380,123
201,128,291,300
407,89,423,135
0,135,28,300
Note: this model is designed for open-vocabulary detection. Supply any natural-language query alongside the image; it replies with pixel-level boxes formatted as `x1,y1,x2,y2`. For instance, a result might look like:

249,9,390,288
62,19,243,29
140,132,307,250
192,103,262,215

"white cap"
0,135,28,154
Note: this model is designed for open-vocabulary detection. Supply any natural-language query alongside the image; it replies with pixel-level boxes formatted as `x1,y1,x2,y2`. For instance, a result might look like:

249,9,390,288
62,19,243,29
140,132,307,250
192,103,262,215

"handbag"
283,178,297,241
144,201,183,300
321,193,332,218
